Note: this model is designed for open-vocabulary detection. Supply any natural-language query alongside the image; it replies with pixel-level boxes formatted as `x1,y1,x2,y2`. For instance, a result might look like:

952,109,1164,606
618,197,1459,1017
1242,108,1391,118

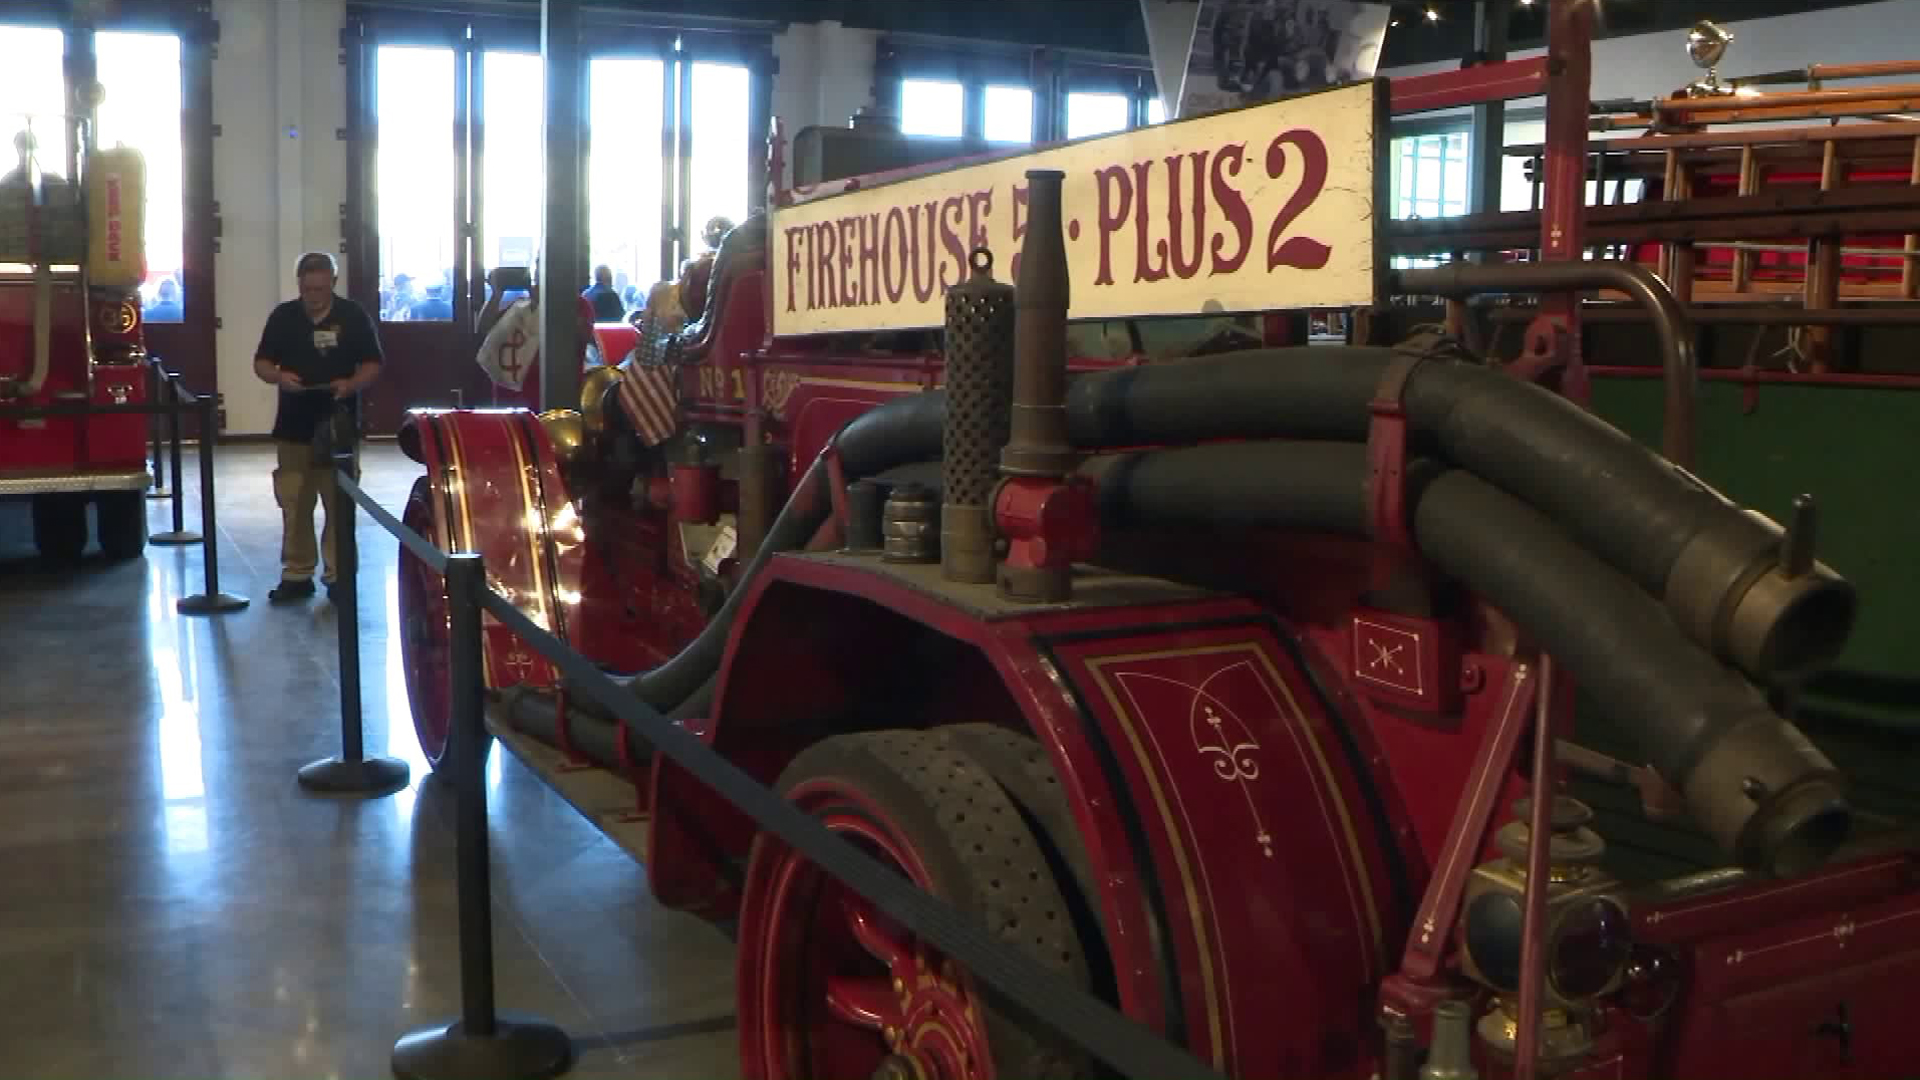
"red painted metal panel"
1039,613,1392,1079
1390,57,1549,115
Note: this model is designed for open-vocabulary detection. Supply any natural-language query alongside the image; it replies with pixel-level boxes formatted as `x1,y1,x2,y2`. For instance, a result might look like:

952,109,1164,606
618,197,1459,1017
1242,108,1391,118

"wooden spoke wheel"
737,729,1093,1080
397,476,453,770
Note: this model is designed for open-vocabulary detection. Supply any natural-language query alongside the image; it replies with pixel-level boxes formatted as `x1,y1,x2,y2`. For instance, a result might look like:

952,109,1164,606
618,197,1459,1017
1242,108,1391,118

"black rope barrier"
390,548,573,1080
146,358,171,500
335,468,1228,1080
297,416,410,797
173,390,247,615
150,373,199,546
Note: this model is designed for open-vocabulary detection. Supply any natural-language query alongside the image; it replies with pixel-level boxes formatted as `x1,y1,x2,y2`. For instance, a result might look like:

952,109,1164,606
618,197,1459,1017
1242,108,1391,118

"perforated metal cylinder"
941,248,1016,583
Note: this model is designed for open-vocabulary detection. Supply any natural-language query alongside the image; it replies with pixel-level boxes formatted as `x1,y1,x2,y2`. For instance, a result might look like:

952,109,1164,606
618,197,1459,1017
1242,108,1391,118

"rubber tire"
931,724,1102,935
397,475,454,772
740,728,1093,1080
95,490,148,559
31,493,88,563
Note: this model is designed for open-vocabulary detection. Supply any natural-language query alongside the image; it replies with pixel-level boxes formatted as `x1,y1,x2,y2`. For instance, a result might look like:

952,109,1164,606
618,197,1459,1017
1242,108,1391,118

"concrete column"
540,0,583,413
275,0,306,284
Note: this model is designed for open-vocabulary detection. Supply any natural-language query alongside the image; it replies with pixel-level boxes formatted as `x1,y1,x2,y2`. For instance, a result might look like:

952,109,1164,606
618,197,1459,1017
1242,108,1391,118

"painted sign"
768,79,1383,337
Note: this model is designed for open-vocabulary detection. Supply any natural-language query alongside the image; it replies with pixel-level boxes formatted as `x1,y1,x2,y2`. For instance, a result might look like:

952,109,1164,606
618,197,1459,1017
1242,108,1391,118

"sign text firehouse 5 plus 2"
769,80,1384,335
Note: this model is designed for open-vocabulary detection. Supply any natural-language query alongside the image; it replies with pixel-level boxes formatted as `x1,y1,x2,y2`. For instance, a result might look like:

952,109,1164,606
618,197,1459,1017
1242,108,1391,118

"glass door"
355,32,478,434
347,17,760,432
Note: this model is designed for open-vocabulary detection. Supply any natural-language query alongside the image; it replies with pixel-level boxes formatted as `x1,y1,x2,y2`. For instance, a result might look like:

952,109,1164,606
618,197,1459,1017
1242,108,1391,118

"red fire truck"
0,58,153,562
392,6,1919,1079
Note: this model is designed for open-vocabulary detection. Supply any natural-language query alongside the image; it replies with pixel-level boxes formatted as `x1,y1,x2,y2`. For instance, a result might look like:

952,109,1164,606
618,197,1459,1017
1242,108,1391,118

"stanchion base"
151,530,203,546
146,488,172,500
392,1014,574,1080
177,591,249,614
297,755,411,797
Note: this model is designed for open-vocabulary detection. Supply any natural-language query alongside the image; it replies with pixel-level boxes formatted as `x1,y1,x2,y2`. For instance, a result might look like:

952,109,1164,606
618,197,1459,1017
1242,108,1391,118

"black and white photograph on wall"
1178,0,1390,119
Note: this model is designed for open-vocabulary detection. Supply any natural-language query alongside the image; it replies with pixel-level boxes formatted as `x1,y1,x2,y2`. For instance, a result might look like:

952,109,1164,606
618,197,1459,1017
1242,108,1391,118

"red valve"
994,475,1100,579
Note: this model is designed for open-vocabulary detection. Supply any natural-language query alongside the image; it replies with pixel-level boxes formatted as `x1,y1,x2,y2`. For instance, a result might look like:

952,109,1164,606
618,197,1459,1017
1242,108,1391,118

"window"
1394,131,1470,221
589,56,665,302
1390,129,1470,269
0,26,69,180
97,31,185,321
983,84,1033,144
374,45,456,321
688,62,751,259
1065,91,1129,139
481,50,543,303
900,78,963,138
1147,96,1168,125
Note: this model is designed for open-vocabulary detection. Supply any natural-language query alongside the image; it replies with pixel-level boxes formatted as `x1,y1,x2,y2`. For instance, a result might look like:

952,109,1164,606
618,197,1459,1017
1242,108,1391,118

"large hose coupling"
1662,496,1855,681
1680,710,1851,877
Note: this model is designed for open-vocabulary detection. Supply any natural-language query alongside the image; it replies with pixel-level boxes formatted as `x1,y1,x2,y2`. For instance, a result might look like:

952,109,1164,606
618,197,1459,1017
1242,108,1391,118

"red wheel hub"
739,784,998,1080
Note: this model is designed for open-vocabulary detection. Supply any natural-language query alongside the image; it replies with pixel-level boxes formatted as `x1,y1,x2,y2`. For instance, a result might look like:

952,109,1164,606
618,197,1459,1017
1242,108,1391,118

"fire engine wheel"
95,491,147,560
30,493,88,563
737,729,1093,1080
397,476,454,771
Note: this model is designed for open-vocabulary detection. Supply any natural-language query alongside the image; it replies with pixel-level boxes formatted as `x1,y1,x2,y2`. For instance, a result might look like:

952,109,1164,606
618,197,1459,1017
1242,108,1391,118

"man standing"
251,251,383,603
583,263,624,322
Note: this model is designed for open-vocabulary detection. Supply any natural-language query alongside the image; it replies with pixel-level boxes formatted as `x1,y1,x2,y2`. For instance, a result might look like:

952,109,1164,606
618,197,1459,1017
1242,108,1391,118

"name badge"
313,329,339,353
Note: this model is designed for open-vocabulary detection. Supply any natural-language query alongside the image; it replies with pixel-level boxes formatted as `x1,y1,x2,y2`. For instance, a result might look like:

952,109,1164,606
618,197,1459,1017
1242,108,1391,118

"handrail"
1391,260,1699,468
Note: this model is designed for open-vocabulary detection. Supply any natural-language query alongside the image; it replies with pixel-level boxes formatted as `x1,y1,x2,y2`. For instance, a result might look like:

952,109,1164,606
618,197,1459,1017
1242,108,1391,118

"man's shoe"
325,580,344,604
269,578,316,603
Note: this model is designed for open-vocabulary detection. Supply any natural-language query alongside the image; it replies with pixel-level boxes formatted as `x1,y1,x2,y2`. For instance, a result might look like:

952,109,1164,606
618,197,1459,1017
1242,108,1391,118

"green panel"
1588,377,1920,684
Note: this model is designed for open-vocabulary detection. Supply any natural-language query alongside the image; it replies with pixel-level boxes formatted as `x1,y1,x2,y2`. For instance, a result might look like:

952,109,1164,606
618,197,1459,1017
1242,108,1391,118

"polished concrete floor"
0,443,739,1078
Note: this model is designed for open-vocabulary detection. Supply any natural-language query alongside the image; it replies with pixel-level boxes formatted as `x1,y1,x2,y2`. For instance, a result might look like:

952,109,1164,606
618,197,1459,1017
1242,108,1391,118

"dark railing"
0,357,246,615
297,415,410,797
326,459,1229,1080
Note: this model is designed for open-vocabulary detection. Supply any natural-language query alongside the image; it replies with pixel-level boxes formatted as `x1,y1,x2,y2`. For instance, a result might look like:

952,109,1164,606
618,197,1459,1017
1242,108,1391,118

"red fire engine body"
393,8,1920,1080
0,55,152,561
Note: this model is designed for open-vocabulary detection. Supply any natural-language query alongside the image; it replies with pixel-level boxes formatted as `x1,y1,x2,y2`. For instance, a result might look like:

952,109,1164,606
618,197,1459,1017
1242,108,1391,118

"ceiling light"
1425,6,1441,21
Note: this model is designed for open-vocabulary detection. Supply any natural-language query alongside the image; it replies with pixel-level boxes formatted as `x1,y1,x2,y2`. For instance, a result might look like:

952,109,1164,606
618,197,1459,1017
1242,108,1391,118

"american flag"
615,355,680,447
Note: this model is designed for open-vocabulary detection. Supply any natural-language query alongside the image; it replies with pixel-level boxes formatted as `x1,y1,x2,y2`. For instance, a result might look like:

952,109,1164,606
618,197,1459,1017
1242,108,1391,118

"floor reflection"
145,557,209,859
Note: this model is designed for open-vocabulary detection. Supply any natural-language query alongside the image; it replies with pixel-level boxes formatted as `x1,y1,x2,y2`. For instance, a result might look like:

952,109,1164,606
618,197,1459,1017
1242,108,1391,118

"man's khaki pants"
272,439,350,584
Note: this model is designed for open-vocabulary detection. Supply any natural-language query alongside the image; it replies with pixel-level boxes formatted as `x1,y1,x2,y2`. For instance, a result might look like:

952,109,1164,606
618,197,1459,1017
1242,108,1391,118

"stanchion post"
297,409,410,797
176,393,248,614
146,360,170,499
151,377,199,544
393,552,574,1080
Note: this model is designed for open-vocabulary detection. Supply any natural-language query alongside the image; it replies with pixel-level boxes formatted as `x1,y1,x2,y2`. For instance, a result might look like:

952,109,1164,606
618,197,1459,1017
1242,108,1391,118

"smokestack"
941,249,1016,583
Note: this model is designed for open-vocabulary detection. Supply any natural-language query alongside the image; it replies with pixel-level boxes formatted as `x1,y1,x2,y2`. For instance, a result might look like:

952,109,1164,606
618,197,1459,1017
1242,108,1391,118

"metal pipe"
167,380,186,534
1513,654,1556,1080
198,396,221,590
147,359,168,497
445,552,499,1037
1392,260,1698,466
1660,83,1920,113
1696,240,1920,259
333,435,364,765
1002,169,1074,479
1483,303,1920,327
